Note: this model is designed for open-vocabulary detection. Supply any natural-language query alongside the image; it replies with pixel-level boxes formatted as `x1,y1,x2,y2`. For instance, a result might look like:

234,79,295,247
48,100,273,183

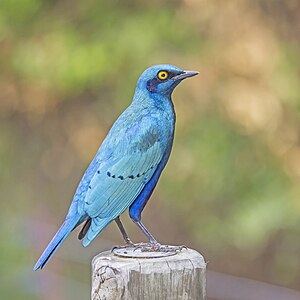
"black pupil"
157,71,169,81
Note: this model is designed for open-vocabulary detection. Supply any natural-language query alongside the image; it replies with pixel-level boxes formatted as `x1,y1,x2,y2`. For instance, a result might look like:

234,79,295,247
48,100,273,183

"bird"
34,64,198,270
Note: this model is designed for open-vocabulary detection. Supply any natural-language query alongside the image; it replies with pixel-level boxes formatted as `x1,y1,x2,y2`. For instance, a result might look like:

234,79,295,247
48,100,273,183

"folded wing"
82,128,164,246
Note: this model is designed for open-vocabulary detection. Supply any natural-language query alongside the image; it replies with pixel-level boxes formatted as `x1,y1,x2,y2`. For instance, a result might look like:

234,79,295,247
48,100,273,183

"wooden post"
91,248,206,300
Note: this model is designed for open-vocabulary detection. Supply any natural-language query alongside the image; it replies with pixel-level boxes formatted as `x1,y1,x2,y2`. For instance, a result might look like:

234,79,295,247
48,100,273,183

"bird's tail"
82,216,111,247
33,214,81,270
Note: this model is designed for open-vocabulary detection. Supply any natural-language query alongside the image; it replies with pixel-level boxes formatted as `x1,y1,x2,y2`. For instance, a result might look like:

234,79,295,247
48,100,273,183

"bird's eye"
157,70,169,81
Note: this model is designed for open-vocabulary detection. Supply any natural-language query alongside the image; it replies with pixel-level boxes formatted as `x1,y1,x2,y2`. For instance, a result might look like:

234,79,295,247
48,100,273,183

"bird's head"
136,64,199,97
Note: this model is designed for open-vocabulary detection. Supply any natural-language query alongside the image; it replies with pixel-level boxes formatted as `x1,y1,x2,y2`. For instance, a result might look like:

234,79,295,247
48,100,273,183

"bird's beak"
172,70,199,81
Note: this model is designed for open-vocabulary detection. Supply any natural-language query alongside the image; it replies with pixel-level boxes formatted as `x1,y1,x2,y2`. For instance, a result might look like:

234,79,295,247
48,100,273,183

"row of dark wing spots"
105,165,156,180
89,164,157,190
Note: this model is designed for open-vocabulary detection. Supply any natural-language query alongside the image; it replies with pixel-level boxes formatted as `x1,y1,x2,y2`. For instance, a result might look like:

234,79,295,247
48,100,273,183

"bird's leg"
115,216,134,246
129,200,182,252
133,220,160,248
133,220,186,253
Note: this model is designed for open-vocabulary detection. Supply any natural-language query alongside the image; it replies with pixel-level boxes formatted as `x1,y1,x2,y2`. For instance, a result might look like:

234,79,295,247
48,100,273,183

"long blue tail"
34,215,81,270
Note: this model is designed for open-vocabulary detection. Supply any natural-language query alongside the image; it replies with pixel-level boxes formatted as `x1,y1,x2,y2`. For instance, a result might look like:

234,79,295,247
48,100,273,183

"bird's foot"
142,243,186,253
112,241,187,256
111,241,135,252
130,242,186,253
112,242,158,252
124,239,135,247
112,243,186,258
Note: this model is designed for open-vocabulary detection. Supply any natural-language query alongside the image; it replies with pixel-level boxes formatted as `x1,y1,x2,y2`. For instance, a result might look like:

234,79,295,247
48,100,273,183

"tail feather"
82,217,111,247
34,215,81,270
78,218,92,240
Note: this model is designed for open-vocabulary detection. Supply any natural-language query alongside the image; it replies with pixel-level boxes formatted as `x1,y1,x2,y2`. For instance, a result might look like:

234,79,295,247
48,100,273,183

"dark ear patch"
146,78,159,93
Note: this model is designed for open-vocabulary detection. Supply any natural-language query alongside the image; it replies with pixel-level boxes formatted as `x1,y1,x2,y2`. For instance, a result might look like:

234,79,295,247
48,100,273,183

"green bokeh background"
1,0,300,299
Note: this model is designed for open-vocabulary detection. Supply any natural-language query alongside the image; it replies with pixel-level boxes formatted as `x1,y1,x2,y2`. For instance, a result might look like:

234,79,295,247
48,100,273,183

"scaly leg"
133,220,159,245
115,216,134,246
129,186,184,252
132,220,185,252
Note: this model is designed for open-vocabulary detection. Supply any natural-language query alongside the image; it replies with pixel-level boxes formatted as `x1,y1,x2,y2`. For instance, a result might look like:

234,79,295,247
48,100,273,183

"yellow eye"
157,70,169,81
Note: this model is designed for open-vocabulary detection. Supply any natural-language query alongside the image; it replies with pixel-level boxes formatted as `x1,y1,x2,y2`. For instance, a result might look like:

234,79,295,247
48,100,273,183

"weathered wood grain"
91,248,206,300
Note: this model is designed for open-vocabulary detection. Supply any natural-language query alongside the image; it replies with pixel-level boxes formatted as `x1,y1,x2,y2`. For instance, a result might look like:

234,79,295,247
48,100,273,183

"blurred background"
1,0,300,299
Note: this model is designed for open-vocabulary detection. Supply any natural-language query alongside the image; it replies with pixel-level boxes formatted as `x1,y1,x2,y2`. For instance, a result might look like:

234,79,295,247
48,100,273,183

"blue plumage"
34,64,198,270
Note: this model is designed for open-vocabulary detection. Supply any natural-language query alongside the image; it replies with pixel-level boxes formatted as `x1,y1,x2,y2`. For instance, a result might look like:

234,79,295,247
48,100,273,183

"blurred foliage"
1,0,300,299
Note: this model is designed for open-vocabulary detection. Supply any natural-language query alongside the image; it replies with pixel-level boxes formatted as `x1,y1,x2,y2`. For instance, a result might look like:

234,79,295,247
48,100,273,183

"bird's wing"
83,128,163,219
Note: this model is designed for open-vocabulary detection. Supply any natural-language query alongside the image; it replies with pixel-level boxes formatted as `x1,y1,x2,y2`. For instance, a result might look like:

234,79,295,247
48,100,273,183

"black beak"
172,70,199,81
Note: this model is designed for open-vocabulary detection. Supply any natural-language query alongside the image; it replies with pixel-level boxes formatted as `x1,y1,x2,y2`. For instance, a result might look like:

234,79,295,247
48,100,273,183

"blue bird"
34,64,198,270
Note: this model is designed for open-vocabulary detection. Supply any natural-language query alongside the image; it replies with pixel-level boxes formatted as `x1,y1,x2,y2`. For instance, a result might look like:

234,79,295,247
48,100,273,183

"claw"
111,244,133,252
111,245,119,252
125,240,135,247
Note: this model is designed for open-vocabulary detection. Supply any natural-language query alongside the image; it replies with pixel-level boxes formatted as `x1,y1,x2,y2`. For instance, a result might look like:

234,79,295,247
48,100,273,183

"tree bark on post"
91,248,206,300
